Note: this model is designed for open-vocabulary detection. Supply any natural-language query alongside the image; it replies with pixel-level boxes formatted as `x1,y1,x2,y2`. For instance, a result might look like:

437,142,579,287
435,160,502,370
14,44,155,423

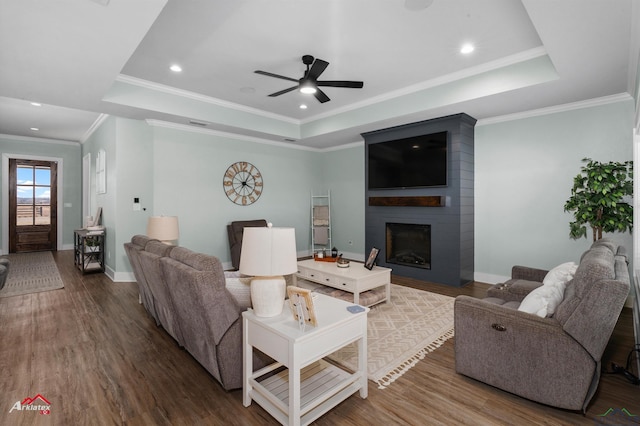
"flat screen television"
368,131,448,189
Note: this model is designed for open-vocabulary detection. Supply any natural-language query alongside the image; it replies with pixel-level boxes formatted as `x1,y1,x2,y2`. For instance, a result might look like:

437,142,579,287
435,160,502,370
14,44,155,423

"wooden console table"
74,229,105,274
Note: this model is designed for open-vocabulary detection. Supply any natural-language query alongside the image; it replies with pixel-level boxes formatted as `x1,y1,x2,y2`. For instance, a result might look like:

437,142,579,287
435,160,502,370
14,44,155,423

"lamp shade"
146,216,179,242
239,226,297,276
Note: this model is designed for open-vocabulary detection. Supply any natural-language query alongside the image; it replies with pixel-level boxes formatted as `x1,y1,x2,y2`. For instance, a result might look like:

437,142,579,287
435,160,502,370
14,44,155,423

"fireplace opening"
385,223,431,269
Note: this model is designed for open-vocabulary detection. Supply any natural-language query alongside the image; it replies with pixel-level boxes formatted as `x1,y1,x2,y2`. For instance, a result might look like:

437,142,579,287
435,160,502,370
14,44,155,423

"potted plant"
85,237,100,252
564,158,633,241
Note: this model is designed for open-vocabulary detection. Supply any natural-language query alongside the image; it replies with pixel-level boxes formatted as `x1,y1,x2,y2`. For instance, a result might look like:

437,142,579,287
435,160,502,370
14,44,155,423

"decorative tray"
313,254,338,262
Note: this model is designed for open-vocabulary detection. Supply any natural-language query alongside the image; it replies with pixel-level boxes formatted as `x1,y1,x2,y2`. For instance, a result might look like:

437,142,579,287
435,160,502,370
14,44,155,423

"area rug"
328,284,454,389
0,252,64,298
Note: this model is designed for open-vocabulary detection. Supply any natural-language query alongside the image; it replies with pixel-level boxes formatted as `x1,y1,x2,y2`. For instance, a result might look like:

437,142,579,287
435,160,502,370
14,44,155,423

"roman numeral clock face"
223,162,263,205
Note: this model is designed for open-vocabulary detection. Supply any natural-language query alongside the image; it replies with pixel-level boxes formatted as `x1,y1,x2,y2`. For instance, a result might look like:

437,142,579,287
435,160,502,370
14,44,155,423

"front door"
8,159,58,253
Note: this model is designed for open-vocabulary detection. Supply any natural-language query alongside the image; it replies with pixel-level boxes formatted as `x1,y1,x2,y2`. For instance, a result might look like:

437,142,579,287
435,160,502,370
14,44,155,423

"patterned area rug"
328,284,454,389
0,252,64,298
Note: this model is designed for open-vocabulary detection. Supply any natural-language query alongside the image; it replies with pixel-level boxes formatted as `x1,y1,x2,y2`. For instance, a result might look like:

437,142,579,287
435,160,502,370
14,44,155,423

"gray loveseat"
454,239,630,412
124,236,270,391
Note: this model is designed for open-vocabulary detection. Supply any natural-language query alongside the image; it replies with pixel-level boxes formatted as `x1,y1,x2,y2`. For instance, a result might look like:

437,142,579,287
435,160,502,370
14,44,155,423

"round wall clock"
223,161,263,205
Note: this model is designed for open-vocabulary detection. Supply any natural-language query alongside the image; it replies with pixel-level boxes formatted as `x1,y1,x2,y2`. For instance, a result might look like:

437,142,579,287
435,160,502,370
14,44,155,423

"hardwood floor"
1,250,638,425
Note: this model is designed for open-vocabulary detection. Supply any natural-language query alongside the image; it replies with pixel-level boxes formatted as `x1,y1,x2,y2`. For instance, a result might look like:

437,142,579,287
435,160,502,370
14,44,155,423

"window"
17,164,51,226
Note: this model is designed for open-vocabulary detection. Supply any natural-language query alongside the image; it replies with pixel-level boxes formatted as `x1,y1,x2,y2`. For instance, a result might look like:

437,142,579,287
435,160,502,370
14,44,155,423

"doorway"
8,159,58,252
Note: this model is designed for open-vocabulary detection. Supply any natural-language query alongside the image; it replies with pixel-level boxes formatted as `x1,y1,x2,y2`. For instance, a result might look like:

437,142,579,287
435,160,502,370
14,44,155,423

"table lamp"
239,224,297,317
147,216,179,245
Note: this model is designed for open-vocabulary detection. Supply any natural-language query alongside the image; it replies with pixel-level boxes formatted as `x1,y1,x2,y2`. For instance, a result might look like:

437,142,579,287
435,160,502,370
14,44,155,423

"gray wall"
150,124,321,266
2,97,634,286
82,117,155,279
474,99,634,283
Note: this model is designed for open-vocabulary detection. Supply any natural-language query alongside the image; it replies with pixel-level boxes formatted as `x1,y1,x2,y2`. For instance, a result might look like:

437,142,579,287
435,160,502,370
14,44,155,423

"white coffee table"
243,293,369,426
295,259,391,306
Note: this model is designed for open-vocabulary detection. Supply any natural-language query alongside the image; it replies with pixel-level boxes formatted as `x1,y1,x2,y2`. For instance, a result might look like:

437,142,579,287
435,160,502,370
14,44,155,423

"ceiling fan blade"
255,70,298,83
307,59,329,80
314,88,330,103
317,80,364,89
268,86,298,97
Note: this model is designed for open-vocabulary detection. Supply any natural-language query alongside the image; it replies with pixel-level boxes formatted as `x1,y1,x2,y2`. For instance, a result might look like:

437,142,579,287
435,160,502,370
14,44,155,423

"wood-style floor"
1,250,638,425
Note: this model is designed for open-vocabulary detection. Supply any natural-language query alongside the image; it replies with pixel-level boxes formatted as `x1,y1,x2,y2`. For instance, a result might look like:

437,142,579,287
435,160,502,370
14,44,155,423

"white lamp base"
250,276,286,317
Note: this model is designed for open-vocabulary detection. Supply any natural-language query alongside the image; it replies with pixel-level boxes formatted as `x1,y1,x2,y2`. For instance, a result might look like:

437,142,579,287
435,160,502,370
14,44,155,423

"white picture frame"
96,149,106,194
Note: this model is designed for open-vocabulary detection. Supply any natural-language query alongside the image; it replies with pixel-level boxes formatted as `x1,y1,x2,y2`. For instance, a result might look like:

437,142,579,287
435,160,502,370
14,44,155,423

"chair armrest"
511,265,548,282
454,295,595,410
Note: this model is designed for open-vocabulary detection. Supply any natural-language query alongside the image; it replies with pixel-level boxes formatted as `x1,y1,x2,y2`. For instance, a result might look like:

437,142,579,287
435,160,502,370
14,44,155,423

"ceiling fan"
255,55,364,103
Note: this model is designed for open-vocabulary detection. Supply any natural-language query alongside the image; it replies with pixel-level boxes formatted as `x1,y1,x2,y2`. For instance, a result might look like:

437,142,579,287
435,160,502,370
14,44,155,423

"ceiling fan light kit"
255,55,363,104
299,81,317,94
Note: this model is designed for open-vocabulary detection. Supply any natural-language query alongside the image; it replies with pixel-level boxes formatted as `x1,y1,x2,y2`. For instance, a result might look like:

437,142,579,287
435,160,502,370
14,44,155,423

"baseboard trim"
473,272,509,285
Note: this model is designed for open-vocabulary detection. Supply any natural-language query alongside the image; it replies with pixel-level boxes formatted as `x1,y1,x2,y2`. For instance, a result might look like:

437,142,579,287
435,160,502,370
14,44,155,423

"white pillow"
542,262,577,286
518,281,566,318
225,277,252,309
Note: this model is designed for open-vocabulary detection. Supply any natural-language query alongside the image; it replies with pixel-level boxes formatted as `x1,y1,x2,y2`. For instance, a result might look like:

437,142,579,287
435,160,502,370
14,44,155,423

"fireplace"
386,223,431,269
363,113,476,287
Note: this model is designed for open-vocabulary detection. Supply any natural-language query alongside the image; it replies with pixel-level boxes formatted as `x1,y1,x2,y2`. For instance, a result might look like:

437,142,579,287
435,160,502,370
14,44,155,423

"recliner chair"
226,219,268,270
454,239,630,412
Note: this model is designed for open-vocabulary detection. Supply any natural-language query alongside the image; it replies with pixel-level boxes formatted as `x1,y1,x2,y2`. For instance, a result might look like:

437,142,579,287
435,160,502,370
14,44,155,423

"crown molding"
0,133,78,146
301,47,549,125
476,93,633,126
145,119,319,152
80,113,109,144
116,74,300,125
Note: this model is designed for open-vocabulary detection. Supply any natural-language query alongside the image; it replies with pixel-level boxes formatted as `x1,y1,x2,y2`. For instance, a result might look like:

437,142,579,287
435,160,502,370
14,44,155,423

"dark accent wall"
363,113,476,287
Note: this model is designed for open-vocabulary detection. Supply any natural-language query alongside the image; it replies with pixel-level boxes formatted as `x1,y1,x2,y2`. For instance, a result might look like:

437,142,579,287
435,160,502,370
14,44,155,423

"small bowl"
337,258,350,268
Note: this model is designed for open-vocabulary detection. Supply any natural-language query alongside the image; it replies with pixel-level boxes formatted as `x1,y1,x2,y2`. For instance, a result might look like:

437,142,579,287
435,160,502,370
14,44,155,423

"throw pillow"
542,262,578,286
518,281,567,318
225,277,252,309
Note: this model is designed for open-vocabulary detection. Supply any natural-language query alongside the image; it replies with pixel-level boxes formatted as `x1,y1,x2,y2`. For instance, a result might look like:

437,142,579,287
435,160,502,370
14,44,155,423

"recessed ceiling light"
30,127,39,131
404,0,434,11
299,104,308,109
460,43,475,54
31,102,41,107
170,64,182,73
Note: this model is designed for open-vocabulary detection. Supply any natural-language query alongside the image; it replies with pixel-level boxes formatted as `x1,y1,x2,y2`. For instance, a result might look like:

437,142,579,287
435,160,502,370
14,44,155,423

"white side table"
243,293,369,426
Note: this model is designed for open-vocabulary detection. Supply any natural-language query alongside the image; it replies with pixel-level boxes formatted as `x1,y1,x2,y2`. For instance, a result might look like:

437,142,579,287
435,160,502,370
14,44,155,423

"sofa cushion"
555,246,616,325
170,246,219,272
482,297,521,310
518,281,566,318
225,276,252,309
486,279,542,302
543,262,577,286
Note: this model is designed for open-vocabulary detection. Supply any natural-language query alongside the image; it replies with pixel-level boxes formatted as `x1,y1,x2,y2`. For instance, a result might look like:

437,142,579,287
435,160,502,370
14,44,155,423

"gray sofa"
124,236,270,391
123,235,159,325
454,239,630,412
0,257,9,290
